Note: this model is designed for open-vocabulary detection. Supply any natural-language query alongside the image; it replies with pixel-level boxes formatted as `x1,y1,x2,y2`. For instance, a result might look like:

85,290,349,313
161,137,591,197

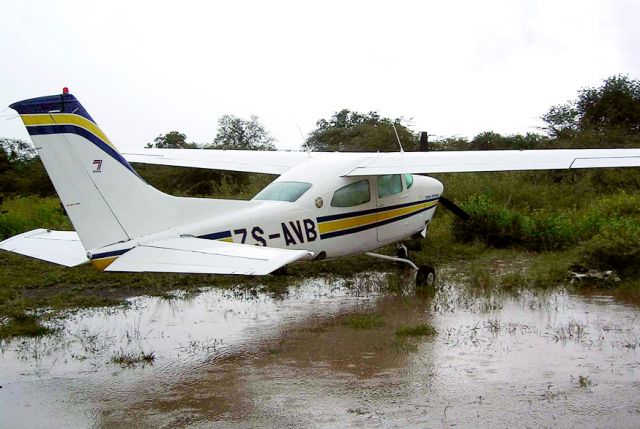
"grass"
0,312,55,339
0,196,71,240
342,313,385,329
394,323,437,338
2,165,640,341
578,375,592,388
110,350,156,367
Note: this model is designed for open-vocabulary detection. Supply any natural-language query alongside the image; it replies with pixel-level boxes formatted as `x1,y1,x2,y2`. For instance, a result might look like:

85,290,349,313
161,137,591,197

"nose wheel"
416,264,436,287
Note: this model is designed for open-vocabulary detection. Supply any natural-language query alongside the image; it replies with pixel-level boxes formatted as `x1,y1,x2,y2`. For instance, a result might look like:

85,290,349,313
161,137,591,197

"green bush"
0,196,71,240
452,195,524,247
577,220,640,279
451,192,640,253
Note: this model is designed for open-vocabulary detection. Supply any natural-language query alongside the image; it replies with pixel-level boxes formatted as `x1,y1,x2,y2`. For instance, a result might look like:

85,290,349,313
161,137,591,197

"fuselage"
90,157,443,267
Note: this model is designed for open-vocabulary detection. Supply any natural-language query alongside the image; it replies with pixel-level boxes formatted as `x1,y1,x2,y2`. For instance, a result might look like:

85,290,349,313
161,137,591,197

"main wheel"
416,265,436,287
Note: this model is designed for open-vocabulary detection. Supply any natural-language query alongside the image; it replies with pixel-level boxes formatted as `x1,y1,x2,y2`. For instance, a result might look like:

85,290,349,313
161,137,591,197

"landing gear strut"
396,242,408,260
365,242,436,287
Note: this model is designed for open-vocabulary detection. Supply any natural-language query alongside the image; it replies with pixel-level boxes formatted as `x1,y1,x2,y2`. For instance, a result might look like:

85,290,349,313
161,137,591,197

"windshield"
252,181,312,202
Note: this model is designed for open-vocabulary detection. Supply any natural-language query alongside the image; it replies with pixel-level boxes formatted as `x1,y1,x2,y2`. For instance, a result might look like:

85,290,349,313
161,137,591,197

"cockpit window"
377,174,403,198
252,181,312,202
331,180,370,207
404,173,414,189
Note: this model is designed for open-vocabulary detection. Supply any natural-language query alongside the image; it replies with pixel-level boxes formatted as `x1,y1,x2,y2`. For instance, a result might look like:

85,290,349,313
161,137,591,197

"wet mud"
1,270,640,428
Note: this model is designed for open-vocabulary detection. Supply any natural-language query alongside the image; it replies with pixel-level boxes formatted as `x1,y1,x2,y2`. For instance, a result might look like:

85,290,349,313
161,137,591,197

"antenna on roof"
392,123,404,153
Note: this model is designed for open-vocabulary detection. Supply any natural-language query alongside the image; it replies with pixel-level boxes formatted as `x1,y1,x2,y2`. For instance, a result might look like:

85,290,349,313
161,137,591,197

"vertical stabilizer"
10,91,249,251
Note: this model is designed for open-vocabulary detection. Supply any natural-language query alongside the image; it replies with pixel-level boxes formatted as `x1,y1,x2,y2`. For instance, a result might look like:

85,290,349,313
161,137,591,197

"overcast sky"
1,0,638,150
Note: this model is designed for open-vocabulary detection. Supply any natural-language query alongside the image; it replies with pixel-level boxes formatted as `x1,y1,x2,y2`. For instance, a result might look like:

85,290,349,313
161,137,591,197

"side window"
331,180,371,207
404,173,414,189
377,174,402,198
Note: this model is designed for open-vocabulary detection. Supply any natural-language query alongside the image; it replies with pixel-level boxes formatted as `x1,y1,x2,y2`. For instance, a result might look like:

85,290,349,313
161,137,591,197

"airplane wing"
342,148,640,176
123,148,640,176
105,237,312,275
122,149,330,175
0,229,88,267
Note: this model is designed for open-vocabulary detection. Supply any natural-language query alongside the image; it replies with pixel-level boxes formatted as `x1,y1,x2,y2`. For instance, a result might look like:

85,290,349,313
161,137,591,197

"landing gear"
416,264,436,287
365,242,437,287
396,243,408,260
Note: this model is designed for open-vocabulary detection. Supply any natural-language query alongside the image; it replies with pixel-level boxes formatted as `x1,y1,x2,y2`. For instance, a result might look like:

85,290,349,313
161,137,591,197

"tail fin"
10,91,243,251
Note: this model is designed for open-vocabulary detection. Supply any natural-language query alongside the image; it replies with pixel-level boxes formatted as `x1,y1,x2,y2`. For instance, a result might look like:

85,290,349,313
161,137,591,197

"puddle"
1,271,639,428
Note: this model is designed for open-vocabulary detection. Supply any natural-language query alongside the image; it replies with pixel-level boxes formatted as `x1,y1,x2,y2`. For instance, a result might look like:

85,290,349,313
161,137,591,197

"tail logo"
93,159,103,173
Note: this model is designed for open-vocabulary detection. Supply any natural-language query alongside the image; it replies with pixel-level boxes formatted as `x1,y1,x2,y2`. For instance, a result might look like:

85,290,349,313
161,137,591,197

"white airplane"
2,90,640,285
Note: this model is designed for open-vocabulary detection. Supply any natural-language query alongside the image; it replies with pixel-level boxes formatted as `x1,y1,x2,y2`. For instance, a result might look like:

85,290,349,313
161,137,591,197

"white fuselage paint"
91,158,443,261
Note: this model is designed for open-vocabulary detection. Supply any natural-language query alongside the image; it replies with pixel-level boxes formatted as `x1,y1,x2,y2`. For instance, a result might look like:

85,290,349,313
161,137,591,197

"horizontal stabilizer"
0,229,88,267
106,237,312,275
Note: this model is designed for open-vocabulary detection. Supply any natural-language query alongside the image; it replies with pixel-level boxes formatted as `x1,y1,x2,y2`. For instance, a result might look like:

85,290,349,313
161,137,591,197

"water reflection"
1,271,639,428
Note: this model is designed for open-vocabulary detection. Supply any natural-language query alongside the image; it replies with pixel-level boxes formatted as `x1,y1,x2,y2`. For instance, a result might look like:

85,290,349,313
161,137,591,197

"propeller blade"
438,196,471,220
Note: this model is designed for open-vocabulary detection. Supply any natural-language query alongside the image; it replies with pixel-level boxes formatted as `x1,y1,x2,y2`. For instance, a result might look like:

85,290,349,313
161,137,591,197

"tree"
146,131,197,149
543,75,640,138
0,138,54,196
0,137,36,166
469,132,546,150
210,115,275,151
303,109,417,152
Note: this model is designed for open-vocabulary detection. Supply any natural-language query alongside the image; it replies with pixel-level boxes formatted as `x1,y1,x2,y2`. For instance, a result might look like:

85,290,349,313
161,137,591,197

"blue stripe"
320,204,436,239
317,197,439,223
91,248,131,260
199,230,232,240
10,93,95,123
27,124,141,178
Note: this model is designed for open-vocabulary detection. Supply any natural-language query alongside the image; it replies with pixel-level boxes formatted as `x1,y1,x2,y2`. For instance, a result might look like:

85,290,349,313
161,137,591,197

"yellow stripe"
376,201,435,223
91,256,117,271
21,113,116,150
318,200,437,234
220,237,233,243
319,212,379,234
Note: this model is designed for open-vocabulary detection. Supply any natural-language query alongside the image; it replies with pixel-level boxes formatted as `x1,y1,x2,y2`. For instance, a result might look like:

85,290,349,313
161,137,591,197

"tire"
416,265,436,287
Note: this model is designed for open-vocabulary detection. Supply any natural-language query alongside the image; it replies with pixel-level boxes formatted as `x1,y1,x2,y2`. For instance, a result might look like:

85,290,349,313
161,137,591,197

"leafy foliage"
210,115,275,151
133,163,273,198
469,131,547,150
451,189,640,254
542,75,640,139
0,138,55,196
146,131,197,149
303,109,417,152
0,196,71,240
577,220,640,279
0,137,36,163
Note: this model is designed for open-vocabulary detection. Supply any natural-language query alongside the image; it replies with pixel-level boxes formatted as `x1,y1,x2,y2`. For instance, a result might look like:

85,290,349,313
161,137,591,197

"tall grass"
0,196,72,240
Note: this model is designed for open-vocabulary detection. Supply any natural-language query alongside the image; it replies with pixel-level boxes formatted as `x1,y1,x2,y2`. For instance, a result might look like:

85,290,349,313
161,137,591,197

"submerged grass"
0,312,55,339
110,350,156,368
394,323,437,338
342,313,385,329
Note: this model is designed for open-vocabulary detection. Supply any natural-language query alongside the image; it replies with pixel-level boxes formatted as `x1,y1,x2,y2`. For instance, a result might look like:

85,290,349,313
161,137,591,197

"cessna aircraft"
2,90,640,285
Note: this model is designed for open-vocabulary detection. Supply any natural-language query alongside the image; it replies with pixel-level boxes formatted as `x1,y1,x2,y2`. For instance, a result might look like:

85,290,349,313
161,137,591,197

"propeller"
438,196,470,220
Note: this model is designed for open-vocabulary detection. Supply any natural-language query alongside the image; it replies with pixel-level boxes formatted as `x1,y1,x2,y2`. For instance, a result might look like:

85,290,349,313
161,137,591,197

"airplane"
2,89,640,286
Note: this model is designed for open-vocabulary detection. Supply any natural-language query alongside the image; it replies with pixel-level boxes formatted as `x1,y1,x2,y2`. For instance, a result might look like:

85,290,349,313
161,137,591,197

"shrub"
452,195,524,247
577,220,640,279
0,196,72,240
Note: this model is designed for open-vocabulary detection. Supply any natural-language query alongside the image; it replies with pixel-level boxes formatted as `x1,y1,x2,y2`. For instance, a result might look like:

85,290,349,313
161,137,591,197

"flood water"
1,269,640,428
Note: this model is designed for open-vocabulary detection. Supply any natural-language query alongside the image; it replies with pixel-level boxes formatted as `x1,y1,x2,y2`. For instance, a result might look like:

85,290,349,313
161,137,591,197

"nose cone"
416,175,444,196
